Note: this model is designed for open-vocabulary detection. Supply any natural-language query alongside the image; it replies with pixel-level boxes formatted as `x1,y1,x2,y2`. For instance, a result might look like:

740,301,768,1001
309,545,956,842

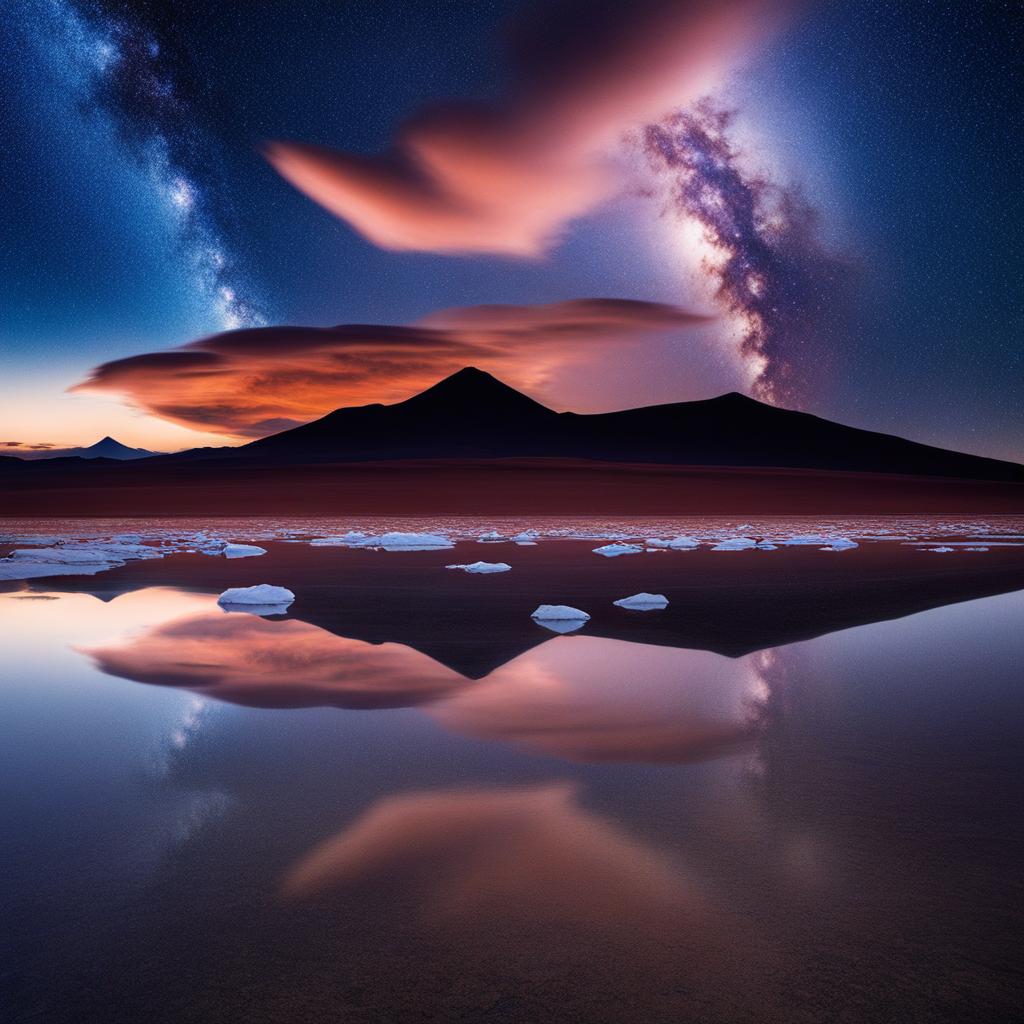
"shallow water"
2,520,1024,1022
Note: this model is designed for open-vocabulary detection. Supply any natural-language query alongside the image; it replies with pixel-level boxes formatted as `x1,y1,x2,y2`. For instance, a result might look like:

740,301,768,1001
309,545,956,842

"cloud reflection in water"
431,636,763,763
82,610,472,710
282,782,706,942
81,599,765,765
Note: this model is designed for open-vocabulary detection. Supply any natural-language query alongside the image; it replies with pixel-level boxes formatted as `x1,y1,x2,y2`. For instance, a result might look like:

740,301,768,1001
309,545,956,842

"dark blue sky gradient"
0,0,1020,458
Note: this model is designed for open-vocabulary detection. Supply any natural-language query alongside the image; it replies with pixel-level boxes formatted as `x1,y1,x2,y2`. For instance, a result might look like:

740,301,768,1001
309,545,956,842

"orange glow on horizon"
68,299,714,440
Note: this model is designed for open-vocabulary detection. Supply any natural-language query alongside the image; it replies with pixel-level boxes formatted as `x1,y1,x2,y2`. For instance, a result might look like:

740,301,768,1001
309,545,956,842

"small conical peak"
427,366,508,392
401,367,555,414
705,391,768,409
448,366,491,381
88,436,133,452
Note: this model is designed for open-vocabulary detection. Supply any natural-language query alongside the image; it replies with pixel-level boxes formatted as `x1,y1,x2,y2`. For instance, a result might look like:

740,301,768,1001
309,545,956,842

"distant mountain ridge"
12,436,158,461
206,367,1021,482
3,370,1022,517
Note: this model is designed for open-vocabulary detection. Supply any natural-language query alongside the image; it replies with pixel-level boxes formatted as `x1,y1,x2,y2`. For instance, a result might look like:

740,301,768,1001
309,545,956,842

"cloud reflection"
431,636,762,763
81,604,764,764
81,612,471,710
282,783,700,939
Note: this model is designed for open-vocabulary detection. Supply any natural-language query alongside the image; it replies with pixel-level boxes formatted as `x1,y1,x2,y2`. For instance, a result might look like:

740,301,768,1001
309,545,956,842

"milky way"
642,100,856,406
54,0,266,332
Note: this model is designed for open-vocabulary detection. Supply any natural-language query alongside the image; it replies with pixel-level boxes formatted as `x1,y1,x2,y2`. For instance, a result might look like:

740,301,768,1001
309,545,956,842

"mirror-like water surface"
2,524,1023,1022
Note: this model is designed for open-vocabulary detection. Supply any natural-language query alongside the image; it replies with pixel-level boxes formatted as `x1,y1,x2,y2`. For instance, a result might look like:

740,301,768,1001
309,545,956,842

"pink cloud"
266,0,790,255
73,298,710,437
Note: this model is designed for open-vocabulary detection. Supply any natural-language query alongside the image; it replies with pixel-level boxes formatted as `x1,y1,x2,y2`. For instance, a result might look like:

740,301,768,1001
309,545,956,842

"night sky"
1,0,1021,460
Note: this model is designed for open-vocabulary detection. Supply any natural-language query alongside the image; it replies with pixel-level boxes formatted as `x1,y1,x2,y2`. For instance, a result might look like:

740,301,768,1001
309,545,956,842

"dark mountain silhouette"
211,367,1020,481
11,436,158,461
3,369,1022,514
73,436,158,460
234,367,562,461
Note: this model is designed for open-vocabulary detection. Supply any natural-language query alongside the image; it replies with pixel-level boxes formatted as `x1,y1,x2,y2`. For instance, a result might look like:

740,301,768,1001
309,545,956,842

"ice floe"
309,532,369,547
560,529,634,541
645,535,700,550
217,585,295,611
925,547,955,553
668,535,700,549
372,531,453,551
10,547,117,564
613,592,669,610
531,604,590,633
0,559,115,580
592,543,644,557
3,517,1019,584
308,531,453,551
0,541,164,581
445,561,512,574
224,544,267,559
531,604,590,620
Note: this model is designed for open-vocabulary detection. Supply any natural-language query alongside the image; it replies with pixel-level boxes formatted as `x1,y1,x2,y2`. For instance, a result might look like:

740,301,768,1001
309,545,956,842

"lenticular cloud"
72,298,710,438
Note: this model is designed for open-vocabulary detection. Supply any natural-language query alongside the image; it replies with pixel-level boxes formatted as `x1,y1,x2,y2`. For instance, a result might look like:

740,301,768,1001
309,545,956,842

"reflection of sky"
3,583,1024,1019
0,590,228,884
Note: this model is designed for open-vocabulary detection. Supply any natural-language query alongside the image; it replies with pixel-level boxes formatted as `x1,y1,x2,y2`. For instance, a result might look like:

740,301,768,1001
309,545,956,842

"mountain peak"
218,366,1023,483
78,437,156,459
88,436,131,452
399,366,555,416
713,391,759,404
441,366,495,384
421,366,513,394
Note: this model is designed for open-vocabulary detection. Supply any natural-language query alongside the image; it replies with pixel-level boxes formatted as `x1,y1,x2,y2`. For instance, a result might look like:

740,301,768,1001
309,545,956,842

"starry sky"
1,0,1021,460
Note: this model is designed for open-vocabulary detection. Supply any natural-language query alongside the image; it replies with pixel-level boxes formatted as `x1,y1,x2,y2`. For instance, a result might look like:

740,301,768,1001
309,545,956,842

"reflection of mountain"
288,563,1024,669
81,605,765,765
32,587,1023,1024
73,550,1024,763
53,539,1024,673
